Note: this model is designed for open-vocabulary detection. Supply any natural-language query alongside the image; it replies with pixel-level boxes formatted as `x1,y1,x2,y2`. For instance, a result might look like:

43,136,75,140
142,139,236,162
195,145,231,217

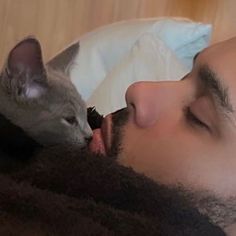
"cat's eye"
63,116,78,126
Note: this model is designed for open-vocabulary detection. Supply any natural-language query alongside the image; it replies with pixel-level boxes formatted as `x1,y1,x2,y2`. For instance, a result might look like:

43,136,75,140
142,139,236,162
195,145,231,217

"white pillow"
87,34,189,115
68,18,211,100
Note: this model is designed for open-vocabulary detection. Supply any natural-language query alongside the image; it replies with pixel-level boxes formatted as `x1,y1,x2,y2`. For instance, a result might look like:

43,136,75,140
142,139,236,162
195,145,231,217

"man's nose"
125,81,185,128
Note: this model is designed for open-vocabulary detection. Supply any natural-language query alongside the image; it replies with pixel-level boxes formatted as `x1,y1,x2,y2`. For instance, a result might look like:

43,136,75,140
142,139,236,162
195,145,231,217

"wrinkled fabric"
0,145,225,236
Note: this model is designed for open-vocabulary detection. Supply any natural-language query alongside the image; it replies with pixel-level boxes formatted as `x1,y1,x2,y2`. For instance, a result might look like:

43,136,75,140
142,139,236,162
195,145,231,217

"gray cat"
0,37,92,147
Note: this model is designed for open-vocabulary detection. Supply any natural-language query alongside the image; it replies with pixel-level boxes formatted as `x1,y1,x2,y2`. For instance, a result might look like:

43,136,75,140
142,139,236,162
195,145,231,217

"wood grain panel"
0,0,235,67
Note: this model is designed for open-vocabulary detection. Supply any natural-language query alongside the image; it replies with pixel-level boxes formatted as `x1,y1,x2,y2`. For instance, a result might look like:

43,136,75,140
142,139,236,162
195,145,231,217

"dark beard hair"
87,106,129,158
107,107,129,157
0,109,229,234
101,107,236,229
87,106,104,130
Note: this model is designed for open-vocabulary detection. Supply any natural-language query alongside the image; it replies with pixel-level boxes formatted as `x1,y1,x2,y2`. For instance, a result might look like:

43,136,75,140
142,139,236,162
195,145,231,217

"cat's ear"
2,37,48,99
47,42,79,74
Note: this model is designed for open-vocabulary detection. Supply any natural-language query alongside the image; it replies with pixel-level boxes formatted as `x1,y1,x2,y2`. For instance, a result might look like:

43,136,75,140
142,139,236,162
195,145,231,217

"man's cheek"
118,130,190,185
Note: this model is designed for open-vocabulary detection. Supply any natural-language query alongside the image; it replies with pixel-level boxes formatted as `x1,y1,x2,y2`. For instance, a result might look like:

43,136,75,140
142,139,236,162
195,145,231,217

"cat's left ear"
2,37,47,99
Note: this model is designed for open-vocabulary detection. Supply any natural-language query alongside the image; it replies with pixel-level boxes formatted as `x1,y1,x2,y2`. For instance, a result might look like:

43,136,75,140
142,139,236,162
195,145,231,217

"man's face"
90,37,236,200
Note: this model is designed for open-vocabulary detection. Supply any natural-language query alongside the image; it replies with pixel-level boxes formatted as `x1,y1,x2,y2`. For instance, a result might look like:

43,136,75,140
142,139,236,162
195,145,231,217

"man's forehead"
196,37,236,75
194,37,236,126
201,37,236,58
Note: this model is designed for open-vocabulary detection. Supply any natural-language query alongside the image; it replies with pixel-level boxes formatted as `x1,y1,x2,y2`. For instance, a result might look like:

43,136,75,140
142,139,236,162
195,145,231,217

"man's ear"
2,37,47,99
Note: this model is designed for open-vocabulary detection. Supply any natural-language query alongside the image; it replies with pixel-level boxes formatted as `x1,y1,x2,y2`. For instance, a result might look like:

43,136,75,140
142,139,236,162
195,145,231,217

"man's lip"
101,114,112,153
89,114,112,155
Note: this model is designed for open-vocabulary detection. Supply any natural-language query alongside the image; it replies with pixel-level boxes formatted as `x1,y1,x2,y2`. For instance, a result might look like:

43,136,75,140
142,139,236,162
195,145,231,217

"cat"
0,37,92,147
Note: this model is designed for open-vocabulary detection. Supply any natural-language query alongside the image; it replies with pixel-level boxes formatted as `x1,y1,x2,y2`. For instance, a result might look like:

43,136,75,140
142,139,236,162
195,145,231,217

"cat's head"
0,37,92,147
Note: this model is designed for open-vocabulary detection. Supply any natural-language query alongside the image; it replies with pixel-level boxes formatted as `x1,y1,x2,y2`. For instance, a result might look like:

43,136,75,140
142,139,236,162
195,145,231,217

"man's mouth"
89,114,112,155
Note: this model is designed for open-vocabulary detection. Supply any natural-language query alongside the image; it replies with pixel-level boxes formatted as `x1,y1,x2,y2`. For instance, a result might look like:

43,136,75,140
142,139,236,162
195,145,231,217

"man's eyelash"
184,107,209,131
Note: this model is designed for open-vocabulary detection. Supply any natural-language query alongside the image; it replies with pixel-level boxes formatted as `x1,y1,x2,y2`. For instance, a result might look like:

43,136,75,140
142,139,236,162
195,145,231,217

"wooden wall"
0,0,235,67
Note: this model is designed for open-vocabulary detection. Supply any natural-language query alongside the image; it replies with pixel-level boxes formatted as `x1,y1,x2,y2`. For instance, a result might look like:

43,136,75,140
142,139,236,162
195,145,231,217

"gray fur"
47,41,79,75
0,37,92,146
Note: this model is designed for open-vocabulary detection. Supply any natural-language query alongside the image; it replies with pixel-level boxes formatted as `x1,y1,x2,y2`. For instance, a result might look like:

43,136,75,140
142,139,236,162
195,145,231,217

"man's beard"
1,107,235,231
97,107,236,230
87,106,128,157
107,107,129,157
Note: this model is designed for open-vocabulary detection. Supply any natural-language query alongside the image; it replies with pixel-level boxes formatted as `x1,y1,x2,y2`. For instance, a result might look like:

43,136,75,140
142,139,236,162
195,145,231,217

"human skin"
116,38,236,196
90,37,236,231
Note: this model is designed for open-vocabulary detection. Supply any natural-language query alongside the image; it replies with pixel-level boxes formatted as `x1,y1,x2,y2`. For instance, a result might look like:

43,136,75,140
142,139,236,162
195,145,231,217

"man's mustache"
87,107,104,130
105,107,129,158
112,107,129,127
87,106,129,131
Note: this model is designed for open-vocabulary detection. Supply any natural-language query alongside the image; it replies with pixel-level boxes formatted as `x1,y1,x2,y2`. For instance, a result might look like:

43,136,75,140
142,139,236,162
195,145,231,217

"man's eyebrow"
198,65,235,120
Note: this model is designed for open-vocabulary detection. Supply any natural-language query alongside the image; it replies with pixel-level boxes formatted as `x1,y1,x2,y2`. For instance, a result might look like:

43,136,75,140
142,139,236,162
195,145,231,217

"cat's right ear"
1,37,48,99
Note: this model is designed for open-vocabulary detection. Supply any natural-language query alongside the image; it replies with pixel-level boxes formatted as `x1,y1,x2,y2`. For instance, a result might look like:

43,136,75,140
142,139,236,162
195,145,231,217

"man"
0,37,235,235
89,37,236,235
